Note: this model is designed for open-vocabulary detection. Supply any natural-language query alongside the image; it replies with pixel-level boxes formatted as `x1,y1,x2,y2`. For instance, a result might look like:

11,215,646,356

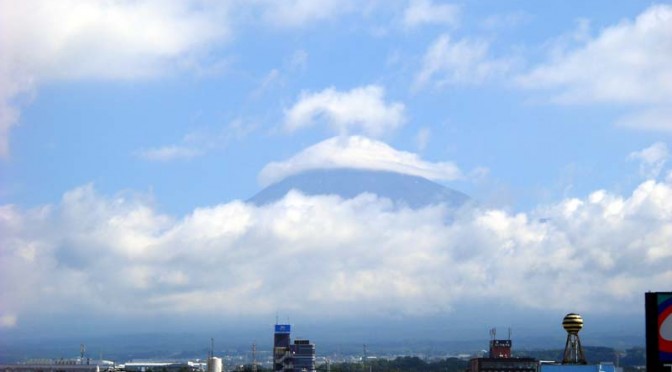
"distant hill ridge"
248,168,470,208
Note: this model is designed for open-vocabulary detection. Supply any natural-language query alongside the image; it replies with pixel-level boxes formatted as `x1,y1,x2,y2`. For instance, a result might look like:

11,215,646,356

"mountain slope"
248,168,470,208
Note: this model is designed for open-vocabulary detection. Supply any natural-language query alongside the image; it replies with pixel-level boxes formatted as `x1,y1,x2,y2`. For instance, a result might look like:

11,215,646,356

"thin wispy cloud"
415,34,512,89
253,0,359,28
402,0,460,29
137,119,256,162
629,142,669,179
137,146,204,162
480,11,531,30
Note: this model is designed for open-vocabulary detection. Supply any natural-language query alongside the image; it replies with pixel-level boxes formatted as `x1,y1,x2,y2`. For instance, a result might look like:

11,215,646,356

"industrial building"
466,329,537,372
122,361,202,372
538,364,619,372
0,362,105,372
290,340,316,372
205,357,221,372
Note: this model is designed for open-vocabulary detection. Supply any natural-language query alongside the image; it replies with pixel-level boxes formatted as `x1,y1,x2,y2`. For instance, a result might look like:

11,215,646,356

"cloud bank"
1,176,671,330
258,135,464,186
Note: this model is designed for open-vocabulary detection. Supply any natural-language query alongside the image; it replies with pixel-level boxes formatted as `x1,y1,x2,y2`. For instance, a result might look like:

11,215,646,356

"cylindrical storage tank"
207,357,222,372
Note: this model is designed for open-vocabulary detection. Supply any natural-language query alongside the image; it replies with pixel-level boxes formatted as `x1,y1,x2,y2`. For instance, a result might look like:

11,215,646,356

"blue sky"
1,0,671,341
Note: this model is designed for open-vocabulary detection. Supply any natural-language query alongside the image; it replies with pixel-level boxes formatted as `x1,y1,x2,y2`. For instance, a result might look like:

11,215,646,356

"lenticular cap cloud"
258,135,463,187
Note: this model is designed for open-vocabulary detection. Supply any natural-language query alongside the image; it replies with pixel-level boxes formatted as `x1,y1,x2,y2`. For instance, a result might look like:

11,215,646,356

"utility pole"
362,344,367,372
252,342,257,372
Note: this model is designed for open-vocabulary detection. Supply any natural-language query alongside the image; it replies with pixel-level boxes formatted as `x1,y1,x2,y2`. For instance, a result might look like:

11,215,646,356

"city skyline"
1,0,671,341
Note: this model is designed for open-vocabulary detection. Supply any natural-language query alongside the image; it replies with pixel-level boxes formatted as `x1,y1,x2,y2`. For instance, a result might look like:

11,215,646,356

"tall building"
272,324,316,372
291,340,316,372
274,324,292,372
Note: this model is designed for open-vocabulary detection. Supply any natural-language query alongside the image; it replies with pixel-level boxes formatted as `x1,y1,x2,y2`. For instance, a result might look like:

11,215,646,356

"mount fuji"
248,168,470,209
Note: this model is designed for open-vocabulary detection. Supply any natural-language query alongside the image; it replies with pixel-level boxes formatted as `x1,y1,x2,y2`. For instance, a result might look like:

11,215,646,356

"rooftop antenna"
490,328,496,340
210,338,214,359
80,344,86,361
508,328,512,341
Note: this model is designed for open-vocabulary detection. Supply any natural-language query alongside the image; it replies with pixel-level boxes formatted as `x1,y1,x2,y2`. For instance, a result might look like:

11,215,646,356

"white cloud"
0,0,230,157
284,85,406,137
1,0,229,81
1,178,671,328
517,5,672,104
402,0,460,29
517,4,672,131
629,142,669,179
258,135,463,186
414,34,511,89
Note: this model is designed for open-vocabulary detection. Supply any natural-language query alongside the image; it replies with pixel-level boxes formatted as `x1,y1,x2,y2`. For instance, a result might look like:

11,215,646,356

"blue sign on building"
275,324,291,333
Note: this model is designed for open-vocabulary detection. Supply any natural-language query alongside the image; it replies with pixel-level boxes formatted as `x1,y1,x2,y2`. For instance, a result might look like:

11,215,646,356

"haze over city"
0,0,670,351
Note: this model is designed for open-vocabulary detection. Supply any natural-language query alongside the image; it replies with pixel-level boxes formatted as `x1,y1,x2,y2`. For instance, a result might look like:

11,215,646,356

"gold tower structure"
561,313,587,364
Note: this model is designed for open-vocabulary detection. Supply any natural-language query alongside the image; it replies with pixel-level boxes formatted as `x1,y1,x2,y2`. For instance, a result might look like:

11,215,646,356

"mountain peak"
248,168,470,208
